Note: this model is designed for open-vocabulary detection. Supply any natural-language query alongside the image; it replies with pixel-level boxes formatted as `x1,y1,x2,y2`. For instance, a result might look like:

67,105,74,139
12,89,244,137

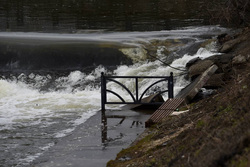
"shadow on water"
0,42,132,72
101,103,161,146
101,109,149,147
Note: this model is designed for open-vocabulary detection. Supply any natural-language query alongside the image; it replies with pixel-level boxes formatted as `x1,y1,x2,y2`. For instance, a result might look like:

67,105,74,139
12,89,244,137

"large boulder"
188,59,214,79
232,54,248,65
186,57,201,68
207,54,234,65
206,54,234,74
204,73,225,88
219,32,248,53
217,33,233,45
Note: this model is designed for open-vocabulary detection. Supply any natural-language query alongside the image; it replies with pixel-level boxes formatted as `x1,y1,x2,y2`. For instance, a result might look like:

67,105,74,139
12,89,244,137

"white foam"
0,37,219,133
0,26,226,166
18,142,55,165
0,75,101,131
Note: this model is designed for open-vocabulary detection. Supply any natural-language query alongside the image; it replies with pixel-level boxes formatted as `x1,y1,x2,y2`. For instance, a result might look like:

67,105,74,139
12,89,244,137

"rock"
207,54,234,65
232,54,247,64
188,60,214,79
217,33,233,44
186,57,201,68
219,35,247,53
206,54,234,73
204,73,225,88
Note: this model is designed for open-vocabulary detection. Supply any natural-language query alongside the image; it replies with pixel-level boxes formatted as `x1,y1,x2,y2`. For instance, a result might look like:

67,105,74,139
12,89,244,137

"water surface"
0,1,227,166
0,0,209,32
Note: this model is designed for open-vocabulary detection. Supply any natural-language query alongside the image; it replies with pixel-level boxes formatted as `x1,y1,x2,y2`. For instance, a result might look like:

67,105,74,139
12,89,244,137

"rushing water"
0,26,228,166
0,1,228,166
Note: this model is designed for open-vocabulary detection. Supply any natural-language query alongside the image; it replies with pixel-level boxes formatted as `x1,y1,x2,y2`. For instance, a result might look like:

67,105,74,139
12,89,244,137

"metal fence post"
135,78,138,102
101,72,106,112
168,72,174,98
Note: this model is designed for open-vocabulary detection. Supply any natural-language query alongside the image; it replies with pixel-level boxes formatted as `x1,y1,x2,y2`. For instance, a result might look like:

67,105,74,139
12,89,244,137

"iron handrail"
101,72,173,111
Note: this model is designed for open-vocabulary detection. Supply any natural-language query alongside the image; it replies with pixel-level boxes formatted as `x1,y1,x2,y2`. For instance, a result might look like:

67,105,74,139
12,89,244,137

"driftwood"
176,65,218,103
145,65,218,127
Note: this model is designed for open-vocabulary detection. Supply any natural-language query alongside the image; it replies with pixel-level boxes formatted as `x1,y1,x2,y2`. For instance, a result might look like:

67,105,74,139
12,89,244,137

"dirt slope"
107,27,250,167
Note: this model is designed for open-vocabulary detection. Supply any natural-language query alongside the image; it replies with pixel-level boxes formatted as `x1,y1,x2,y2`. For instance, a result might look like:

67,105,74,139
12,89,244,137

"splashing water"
0,26,226,166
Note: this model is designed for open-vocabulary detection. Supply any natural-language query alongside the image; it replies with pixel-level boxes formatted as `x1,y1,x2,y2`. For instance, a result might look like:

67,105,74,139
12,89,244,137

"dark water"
0,0,211,75
0,37,132,72
0,0,209,32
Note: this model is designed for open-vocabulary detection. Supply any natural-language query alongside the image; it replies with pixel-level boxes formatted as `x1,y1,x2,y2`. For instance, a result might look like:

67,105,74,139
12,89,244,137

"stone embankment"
107,27,250,167
188,28,250,88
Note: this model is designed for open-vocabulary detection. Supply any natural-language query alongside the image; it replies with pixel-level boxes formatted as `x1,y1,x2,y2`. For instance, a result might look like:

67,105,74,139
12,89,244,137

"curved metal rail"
101,72,173,111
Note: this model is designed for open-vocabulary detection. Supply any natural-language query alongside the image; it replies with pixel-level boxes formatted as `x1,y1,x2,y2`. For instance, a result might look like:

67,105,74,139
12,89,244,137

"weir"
0,0,229,165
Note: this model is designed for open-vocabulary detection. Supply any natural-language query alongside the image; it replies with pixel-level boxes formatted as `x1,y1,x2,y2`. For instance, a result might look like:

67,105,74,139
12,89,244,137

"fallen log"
176,64,218,103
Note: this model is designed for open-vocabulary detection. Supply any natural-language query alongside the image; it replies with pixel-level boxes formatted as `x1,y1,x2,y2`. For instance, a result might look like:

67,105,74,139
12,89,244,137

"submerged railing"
101,72,174,143
101,72,174,111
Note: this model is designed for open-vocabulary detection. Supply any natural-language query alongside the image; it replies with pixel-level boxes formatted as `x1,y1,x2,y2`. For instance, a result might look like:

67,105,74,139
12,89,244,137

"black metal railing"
101,72,174,111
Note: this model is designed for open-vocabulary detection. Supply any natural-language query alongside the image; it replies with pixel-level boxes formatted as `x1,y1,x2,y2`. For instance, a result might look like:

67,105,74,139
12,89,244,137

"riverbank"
107,27,250,166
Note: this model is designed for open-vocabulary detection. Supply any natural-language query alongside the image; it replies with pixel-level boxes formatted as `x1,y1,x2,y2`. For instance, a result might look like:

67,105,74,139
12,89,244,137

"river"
0,1,228,166
0,0,209,32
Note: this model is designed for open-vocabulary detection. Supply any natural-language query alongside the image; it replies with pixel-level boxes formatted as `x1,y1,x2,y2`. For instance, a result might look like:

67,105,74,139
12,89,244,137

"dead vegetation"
107,28,250,167
206,0,250,27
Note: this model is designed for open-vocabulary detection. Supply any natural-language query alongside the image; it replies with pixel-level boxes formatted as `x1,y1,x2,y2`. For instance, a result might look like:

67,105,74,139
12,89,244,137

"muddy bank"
107,27,250,167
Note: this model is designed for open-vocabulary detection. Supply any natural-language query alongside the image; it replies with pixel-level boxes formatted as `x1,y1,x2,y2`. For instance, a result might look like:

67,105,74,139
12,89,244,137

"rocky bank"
107,27,250,167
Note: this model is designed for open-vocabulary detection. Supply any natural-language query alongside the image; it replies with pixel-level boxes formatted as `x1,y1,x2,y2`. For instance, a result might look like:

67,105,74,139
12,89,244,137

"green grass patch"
196,120,206,129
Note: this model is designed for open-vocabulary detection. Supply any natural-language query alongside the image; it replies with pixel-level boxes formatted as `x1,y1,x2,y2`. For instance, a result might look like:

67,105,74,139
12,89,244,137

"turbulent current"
0,26,227,166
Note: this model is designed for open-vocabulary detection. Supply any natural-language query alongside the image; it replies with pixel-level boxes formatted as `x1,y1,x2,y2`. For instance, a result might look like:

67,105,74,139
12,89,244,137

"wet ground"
32,109,152,167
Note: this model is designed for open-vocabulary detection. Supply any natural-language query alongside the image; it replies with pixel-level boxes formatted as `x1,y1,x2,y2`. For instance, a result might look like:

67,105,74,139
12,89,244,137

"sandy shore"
32,109,152,167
